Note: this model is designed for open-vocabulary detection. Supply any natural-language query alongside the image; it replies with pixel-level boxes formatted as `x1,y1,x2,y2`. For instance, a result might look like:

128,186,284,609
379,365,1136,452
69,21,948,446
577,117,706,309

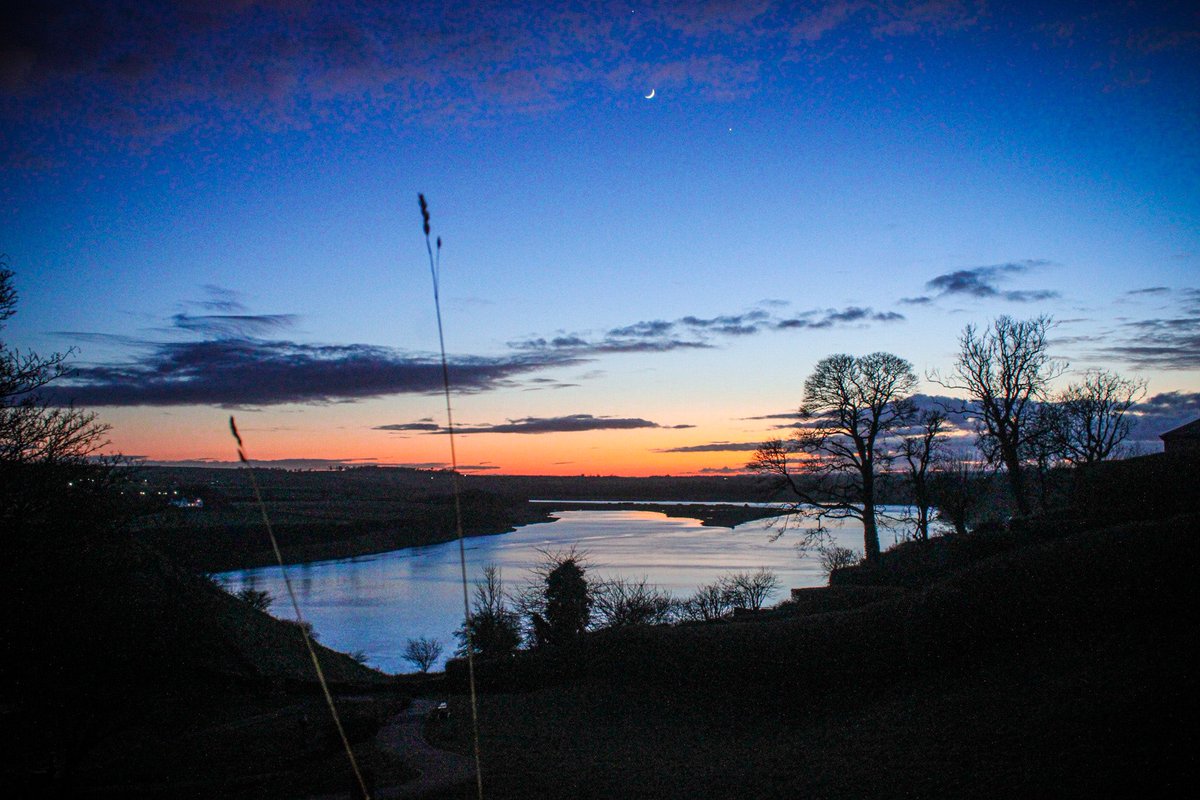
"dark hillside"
2,525,397,796
1072,450,1198,524
432,512,1198,797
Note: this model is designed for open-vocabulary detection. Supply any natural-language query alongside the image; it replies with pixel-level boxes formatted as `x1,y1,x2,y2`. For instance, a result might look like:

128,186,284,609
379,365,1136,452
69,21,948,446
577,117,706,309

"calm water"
218,506,909,672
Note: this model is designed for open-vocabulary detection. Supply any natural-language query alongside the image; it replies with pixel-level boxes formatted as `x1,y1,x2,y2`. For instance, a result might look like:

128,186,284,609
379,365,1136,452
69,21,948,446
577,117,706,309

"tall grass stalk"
418,193,485,799
229,417,371,800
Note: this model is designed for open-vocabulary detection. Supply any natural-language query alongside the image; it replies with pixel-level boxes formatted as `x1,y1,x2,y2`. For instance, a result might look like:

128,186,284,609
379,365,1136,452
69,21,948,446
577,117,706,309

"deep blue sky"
2,0,1197,473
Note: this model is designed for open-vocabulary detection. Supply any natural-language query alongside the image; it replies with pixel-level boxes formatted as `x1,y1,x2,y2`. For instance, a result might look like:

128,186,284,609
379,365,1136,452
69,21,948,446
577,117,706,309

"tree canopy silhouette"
751,352,917,563
931,315,1066,516
1,261,112,525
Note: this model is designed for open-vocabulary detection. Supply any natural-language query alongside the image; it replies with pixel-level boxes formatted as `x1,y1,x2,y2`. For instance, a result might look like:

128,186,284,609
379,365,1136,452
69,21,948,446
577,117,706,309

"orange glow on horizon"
102,411,764,477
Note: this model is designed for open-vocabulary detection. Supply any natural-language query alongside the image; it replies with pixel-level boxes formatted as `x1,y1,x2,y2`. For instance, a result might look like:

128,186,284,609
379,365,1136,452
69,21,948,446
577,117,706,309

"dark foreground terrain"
5,454,1196,798
2,519,415,798
424,510,1197,799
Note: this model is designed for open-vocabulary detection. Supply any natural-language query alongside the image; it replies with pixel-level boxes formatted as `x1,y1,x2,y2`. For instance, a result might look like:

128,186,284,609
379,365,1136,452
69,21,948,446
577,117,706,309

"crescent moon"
645,89,655,99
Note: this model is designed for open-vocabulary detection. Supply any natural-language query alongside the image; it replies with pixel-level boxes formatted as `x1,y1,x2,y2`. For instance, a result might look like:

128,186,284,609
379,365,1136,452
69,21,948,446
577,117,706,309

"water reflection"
218,508,906,673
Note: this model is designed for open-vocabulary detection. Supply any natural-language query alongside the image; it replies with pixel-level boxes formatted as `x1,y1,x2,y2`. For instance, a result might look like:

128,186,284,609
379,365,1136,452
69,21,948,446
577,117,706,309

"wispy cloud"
2,0,999,165
191,285,247,313
512,305,904,355
1081,288,1200,371
39,295,897,409
906,260,1060,304
167,312,298,338
655,441,768,453
374,419,442,432
775,307,904,329
377,414,693,436
139,456,397,470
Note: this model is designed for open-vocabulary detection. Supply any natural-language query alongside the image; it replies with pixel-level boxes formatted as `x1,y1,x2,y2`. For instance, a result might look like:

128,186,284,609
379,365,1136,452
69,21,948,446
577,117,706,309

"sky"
2,0,1198,476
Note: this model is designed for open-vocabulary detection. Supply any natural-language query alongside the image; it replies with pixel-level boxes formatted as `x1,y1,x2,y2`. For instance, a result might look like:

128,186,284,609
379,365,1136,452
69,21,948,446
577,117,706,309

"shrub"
455,565,522,658
680,580,735,622
402,636,444,672
817,546,861,579
592,577,675,628
724,568,780,610
234,586,273,612
514,547,593,646
283,618,319,642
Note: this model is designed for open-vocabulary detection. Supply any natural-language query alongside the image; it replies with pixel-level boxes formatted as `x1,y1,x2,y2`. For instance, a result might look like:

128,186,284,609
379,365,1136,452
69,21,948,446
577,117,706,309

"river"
217,504,911,672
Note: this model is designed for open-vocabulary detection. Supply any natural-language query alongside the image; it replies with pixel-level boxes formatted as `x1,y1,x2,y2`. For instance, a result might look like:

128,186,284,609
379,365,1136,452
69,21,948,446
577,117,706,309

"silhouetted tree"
816,545,861,578
455,566,521,659
515,548,593,646
1045,369,1146,465
929,455,987,536
751,352,917,563
931,315,1066,516
725,568,780,610
234,587,273,612
1,261,113,524
680,580,735,622
402,637,444,673
900,409,947,540
592,577,674,627
545,558,590,640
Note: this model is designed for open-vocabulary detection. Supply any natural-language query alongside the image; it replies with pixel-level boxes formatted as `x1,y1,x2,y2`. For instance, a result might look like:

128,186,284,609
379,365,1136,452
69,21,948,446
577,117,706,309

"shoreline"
540,502,788,529
206,502,790,573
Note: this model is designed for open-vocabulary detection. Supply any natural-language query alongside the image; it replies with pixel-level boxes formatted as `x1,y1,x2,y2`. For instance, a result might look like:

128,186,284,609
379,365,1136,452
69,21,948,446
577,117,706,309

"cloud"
868,0,986,38
1128,391,1200,443
138,456,400,470
922,260,1059,303
192,285,247,313
655,441,766,453
168,312,298,338
1084,289,1200,370
695,465,755,475
48,295,907,408
43,296,587,407
376,414,693,435
520,377,581,391
906,394,981,430
741,411,801,421
512,304,903,355
47,338,574,407
374,420,441,432
775,306,905,329
1,0,999,164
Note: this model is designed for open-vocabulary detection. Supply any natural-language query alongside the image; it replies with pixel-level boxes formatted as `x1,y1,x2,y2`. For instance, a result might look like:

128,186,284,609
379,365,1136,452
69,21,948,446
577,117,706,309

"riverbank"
130,466,795,573
533,501,788,528
130,465,558,572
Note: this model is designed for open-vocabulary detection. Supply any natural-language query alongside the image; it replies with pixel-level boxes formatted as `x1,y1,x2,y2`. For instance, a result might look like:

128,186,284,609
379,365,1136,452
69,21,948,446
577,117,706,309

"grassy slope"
2,528,405,797
429,513,1198,798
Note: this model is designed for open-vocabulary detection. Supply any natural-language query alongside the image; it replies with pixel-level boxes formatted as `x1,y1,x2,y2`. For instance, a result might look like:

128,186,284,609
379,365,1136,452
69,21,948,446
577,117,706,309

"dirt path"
373,698,475,799
305,698,474,800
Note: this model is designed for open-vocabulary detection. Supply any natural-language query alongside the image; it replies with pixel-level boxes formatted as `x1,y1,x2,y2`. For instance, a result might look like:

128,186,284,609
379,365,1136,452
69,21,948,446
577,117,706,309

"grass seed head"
418,193,431,235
